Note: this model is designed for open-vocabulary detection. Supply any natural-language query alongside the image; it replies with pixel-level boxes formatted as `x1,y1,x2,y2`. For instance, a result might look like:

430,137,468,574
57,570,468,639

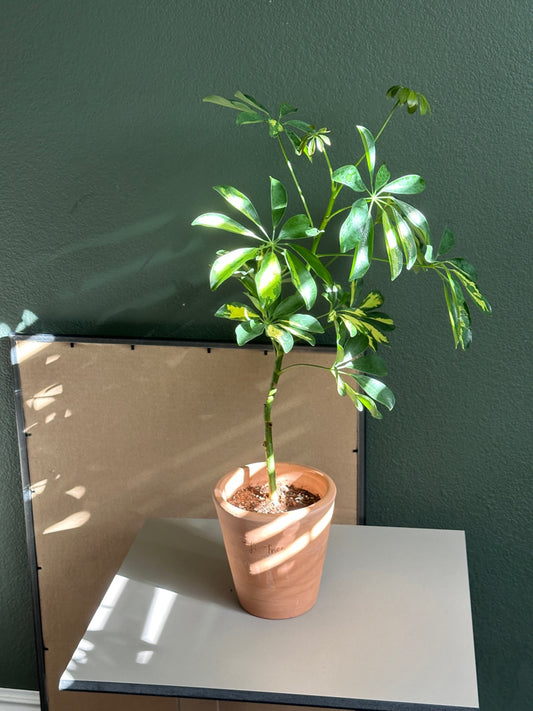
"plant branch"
373,100,400,143
314,104,400,249
277,135,313,225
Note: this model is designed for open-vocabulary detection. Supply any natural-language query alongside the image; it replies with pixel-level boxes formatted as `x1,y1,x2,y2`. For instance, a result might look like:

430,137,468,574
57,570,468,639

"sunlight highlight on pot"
244,505,309,546
249,506,334,576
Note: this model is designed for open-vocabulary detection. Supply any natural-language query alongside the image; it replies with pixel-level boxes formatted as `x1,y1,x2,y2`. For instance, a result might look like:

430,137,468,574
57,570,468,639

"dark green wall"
1,1,531,708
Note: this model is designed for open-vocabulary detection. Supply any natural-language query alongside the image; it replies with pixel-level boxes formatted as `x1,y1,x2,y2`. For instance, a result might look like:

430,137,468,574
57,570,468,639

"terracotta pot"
213,462,336,619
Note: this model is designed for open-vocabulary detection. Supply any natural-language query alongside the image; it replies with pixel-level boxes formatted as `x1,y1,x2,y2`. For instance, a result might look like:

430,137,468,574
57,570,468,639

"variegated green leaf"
391,207,417,269
285,313,324,333
452,271,492,313
357,125,376,181
192,212,262,240
202,95,251,112
236,111,265,126
279,214,312,240
338,313,359,338
352,374,395,410
393,198,430,244
332,370,347,397
448,258,478,282
358,291,384,310
338,201,374,281
424,244,437,263
268,119,284,137
341,312,391,349
443,276,472,349
344,384,382,418
443,280,459,347
215,303,260,321
339,198,371,253
437,228,455,256
286,128,302,152
255,251,282,306
337,333,369,364
338,311,391,348
382,210,404,280
284,251,317,309
270,177,287,229
266,324,294,353
271,294,304,320
235,319,265,346
210,247,259,289
418,94,431,116
352,354,388,377
284,119,314,131
279,102,297,116
358,312,395,331
386,86,432,117
375,164,391,191
290,244,333,285
234,91,269,114
213,185,267,236
276,322,316,346
381,174,425,195
447,272,465,305
332,165,366,192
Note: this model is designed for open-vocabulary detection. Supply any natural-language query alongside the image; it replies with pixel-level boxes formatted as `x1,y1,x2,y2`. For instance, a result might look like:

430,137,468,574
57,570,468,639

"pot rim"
213,461,337,521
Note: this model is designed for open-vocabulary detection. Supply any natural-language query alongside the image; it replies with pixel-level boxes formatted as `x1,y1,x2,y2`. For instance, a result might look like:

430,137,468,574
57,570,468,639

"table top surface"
60,518,478,711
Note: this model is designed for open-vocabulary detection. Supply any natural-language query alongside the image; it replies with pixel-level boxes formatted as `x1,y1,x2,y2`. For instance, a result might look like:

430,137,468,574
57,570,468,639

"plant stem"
317,101,402,240
316,183,342,242
314,147,342,251
264,343,284,496
277,135,313,225
328,205,353,220
373,101,400,144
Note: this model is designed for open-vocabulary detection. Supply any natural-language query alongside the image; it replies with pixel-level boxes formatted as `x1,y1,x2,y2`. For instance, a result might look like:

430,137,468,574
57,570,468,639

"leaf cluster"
193,87,491,420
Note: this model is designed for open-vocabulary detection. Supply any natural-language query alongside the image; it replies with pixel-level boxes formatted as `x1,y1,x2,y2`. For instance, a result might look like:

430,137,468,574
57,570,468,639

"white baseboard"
0,689,40,710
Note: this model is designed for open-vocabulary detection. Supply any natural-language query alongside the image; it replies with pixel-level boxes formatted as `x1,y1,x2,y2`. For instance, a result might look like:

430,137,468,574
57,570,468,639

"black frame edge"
357,409,366,525
9,334,48,711
10,332,366,710
60,680,478,711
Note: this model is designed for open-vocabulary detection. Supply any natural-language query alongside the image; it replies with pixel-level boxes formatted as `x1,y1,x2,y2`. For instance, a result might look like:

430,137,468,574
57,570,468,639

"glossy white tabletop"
60,519,478,710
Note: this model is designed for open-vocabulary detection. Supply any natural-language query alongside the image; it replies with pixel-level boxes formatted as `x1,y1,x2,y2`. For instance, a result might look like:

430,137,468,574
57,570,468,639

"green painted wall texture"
1,1,531,708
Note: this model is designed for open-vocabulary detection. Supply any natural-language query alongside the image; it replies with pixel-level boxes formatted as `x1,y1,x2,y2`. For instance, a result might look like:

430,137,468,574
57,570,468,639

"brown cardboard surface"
15,338,360,711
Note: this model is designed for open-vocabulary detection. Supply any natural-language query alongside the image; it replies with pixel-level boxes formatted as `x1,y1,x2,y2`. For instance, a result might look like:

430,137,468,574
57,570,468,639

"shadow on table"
119,518,240,611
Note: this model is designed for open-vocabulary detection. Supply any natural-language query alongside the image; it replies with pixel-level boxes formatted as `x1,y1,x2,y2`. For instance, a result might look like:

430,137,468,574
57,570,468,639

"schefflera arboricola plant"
192,86,491,499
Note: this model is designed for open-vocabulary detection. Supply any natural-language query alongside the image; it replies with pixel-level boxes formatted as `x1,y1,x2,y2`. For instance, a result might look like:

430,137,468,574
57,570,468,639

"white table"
60,519,479,710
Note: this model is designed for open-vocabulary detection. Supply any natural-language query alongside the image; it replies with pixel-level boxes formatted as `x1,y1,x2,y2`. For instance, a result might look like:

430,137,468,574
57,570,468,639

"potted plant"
192,86,490,619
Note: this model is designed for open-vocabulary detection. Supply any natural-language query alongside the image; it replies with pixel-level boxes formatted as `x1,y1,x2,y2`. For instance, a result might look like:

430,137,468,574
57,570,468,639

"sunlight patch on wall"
11,333,53,364
26,383,63,411
43,511,91,535
31,479,48,498
66,486,86,500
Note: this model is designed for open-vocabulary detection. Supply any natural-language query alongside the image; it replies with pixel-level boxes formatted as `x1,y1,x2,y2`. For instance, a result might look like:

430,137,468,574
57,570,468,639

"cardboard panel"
13,337,361,711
